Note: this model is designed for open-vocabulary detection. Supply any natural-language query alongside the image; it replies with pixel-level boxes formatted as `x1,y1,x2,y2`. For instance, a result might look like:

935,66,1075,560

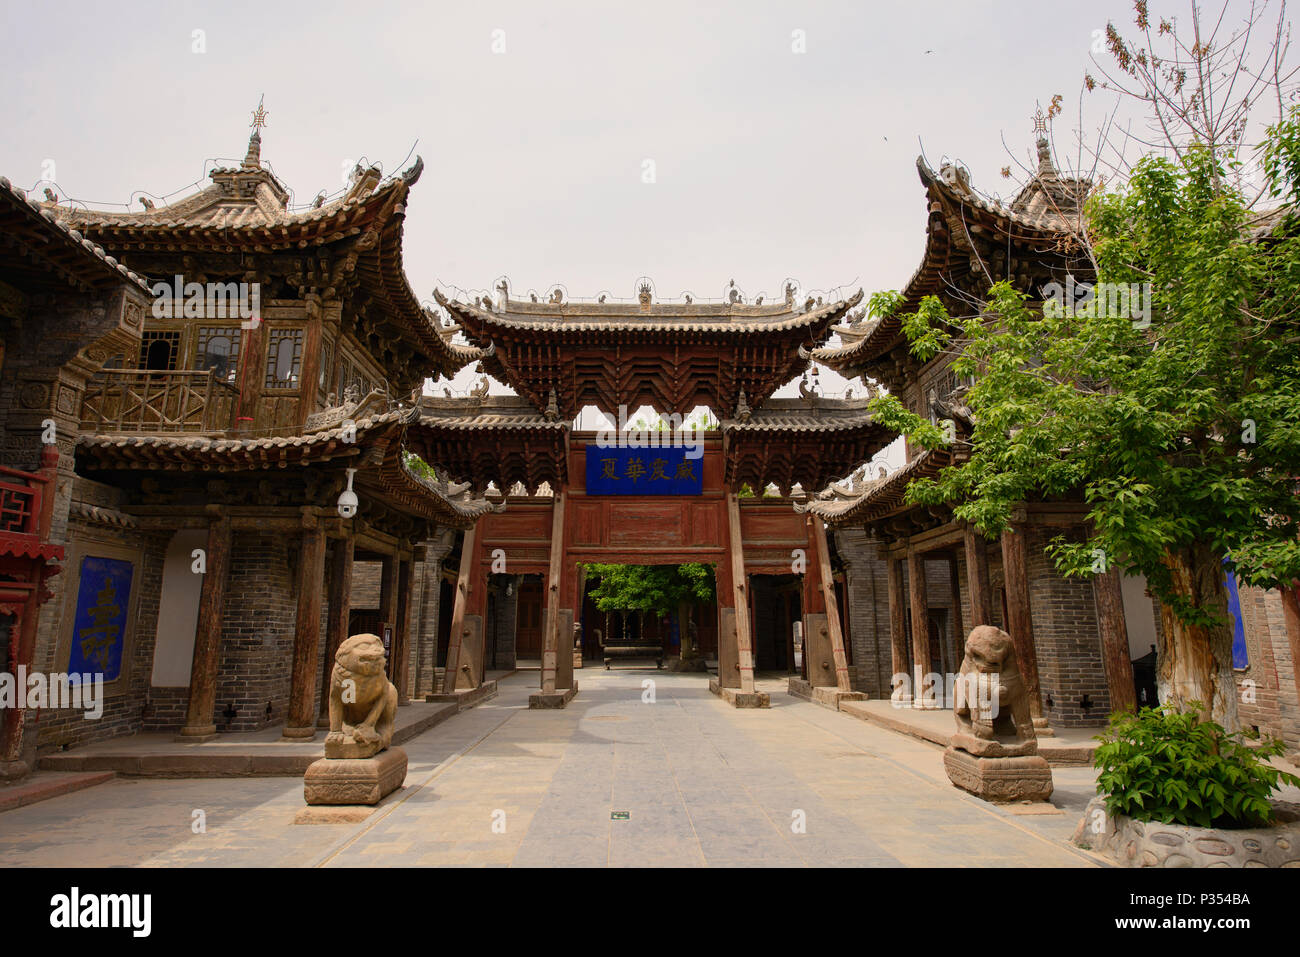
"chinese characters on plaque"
68,555,133,682
585,445,703,495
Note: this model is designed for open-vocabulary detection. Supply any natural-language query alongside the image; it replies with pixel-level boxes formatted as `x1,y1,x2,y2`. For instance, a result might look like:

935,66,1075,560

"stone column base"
173,727,219,743
528,684,579,709
0,758,32,783
303,747,408,806
427,679,499,710
811,686,867,711
708,678,769,708
943,746,1053,803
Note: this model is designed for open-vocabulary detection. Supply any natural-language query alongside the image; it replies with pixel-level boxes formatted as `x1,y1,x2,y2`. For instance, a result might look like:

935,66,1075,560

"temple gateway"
0,124,1295,780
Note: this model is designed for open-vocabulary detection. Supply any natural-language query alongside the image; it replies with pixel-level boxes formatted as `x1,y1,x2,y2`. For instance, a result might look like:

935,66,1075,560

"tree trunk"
1156,545,1238,728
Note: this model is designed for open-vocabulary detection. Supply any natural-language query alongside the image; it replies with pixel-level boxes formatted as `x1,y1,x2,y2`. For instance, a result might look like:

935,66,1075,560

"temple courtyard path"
0,671,1102,867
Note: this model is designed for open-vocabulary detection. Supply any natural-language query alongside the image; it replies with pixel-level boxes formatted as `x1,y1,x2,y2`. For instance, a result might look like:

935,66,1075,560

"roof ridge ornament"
735,388,752,422
245,96,268,169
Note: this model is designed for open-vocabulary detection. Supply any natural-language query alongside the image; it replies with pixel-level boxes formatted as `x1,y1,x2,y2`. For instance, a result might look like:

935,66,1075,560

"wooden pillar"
726,491,756,693
378,553,398,675
1094,568,1137,714
907,549,933,708
393,551,416,703
318,532,354,726
284,513,327,739
886,555,909,702
541,492,566,694
947,552,965,669
442,524,478,693
179,514,232,737
810,517,852,692
963,523,993,628
1000,524,1049,732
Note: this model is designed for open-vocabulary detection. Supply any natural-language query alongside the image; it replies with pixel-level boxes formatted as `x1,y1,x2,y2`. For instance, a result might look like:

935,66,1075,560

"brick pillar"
409,534,453,696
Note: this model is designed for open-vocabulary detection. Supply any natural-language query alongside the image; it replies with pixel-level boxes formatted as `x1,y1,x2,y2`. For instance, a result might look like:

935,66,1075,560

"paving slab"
0,671,1105,867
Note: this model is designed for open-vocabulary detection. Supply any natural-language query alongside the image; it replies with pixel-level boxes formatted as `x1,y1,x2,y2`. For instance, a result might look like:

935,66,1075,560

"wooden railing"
80,369,238,434
0,468,43,537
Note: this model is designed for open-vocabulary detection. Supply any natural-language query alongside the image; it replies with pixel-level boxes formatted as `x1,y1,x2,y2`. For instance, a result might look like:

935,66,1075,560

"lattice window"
138,331,181,371
264,328,304,389
0,482,35,533
195,326,241,383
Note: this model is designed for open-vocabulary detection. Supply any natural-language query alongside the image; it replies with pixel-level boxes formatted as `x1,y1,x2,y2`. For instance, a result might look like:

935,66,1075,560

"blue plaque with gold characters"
586,446,703,495
68,556,133,681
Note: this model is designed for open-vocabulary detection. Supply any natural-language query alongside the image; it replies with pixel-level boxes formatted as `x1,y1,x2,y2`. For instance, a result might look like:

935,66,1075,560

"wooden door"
516,580,543,658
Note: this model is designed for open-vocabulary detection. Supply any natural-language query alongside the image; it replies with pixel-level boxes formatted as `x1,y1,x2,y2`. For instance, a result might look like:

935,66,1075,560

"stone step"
0,771,115,813
837,699,1096,767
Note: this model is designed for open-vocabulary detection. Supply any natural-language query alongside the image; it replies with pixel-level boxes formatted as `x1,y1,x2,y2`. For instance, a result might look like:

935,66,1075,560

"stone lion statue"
951,624,1037,758
324,633,398,759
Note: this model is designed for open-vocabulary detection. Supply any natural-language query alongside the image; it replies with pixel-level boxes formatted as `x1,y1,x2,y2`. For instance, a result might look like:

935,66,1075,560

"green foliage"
402,451,437,482
871,109,1300,623
1094,704,1300,828
583,563,715,618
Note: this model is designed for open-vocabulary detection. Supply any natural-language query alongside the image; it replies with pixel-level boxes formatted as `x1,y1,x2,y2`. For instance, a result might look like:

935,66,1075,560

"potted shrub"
1074,704,1300,867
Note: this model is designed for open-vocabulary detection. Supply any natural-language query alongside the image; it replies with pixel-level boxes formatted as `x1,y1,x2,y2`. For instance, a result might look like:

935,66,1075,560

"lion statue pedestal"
943,625,1053,803
303,634,408,806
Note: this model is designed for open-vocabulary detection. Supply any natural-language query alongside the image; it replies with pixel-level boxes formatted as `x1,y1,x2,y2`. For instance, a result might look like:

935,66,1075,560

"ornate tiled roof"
49,142,485,382
432,284,862,419
804,152,1089,379
795,445,963,525
74,407,499,527
435,285,858,334
722,396,894,497
0,175,151,292
407,395,570,494
415,395,569,431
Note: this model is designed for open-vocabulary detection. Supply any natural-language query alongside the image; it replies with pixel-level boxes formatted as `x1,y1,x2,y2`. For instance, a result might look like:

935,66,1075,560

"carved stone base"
943,746,1053,803
303,747,408,806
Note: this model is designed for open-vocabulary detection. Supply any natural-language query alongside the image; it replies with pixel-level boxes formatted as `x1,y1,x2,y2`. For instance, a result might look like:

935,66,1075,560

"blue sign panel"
68,556,133,681
1225,569,1249,669
586,445,703,495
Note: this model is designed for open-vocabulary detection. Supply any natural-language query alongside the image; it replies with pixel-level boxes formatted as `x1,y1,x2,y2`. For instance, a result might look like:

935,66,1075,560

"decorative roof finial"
1032,105,1055,177
245,95,268,168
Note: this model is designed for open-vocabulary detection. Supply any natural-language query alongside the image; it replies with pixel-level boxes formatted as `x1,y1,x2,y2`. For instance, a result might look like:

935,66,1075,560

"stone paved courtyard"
0,671,1105,867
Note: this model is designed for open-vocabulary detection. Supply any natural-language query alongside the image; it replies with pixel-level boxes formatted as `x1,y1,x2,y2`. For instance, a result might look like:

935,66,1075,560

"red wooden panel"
574,502,603,546
690,502,723,547
606,501,688,547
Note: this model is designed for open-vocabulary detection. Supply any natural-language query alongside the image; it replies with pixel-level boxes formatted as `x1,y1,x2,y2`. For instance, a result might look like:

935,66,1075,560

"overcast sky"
0,0,1283,427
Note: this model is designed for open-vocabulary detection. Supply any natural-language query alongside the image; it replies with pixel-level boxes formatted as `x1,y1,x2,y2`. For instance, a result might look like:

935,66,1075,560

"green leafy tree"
868,115,1300,729
584,563,715,651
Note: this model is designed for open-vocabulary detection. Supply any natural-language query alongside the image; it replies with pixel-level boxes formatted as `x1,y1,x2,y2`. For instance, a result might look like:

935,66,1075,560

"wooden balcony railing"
80,369,239,435
0,449,59,557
